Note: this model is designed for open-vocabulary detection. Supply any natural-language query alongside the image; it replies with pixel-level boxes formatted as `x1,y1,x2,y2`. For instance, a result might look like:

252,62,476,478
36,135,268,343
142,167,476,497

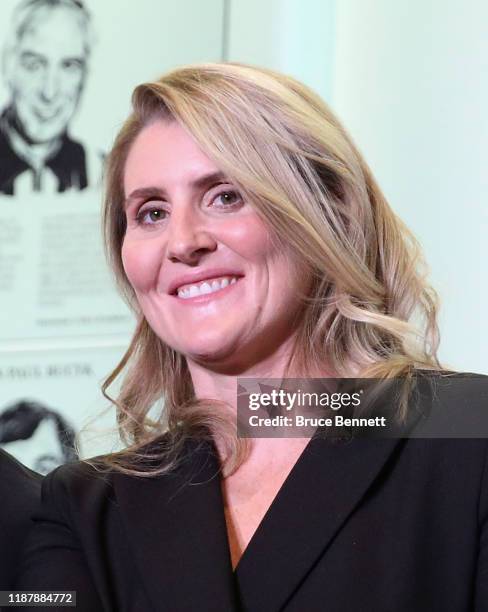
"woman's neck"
186,333,316,412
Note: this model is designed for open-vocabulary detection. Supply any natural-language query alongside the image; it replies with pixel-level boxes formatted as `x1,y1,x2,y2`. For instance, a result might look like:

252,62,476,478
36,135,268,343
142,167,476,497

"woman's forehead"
123,120,223,197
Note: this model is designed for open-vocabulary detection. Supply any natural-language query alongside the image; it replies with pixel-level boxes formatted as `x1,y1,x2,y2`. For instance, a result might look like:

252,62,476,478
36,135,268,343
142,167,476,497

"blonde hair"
101,62,442,476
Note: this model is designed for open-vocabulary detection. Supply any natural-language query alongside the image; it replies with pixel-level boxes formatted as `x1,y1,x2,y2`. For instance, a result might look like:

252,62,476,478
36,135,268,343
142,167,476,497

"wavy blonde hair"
101,62,442,476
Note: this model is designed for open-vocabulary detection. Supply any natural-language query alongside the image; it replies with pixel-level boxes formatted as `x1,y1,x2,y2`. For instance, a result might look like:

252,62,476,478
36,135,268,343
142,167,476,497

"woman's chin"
178,335,241,365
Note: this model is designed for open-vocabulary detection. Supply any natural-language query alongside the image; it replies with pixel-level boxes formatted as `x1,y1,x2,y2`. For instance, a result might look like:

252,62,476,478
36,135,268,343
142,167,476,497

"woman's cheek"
121,239,160,292
226,216,273,261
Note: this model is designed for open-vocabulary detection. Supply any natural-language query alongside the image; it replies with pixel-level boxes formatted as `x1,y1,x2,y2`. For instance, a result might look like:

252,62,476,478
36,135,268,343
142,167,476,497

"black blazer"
0,449,41,589
17,374,488,611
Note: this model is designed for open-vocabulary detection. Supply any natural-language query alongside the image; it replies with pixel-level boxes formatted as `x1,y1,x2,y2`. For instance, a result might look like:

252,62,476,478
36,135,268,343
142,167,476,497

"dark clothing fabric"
17,373,488,611
0,449,41,589
0,108,88,195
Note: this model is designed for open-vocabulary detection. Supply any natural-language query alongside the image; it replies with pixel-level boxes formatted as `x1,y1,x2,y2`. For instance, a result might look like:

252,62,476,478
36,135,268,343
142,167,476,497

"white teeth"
177,276,240,299
214,278,228,291
199,282,213,295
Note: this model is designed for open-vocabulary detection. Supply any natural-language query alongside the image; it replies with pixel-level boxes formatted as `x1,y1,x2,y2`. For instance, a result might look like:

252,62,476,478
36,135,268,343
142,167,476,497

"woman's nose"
165,208,217,264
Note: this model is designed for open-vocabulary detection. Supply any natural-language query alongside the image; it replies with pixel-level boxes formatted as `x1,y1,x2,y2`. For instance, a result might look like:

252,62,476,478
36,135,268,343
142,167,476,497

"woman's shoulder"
39,435,218,537
39,457,131,530
410,368,488,439
413,368,488,404
41,458,115,511
43,433,211,499
414,367,488,383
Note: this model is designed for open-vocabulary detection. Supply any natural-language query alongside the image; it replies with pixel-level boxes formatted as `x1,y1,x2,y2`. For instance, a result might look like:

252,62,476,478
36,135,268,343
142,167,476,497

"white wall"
332,0,487,373
226,0,336,101
227,0,487,374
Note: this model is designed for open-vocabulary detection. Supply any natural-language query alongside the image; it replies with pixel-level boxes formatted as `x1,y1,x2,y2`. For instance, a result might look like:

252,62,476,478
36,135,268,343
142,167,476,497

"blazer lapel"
113,438,239,612
234,375,429,612
234,435,409,612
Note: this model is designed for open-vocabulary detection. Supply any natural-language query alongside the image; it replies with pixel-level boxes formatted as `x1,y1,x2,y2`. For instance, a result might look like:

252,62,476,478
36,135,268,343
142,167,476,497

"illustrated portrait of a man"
0,399,78,474
0,0,94,195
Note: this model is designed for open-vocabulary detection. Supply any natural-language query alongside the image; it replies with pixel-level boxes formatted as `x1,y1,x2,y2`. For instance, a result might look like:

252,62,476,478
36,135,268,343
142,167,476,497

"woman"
18,63,488,611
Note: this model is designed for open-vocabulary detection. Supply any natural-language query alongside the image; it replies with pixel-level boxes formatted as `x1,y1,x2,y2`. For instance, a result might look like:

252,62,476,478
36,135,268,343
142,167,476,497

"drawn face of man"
0,410,65,475
7,6,87,144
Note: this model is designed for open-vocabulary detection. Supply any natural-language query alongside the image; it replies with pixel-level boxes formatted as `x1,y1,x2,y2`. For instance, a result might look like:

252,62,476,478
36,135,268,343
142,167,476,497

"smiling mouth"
33,108,61,121
174,275,242,300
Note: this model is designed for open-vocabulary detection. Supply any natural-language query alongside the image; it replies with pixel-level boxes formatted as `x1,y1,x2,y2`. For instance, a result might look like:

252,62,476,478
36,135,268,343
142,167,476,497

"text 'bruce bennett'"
248,415,387,427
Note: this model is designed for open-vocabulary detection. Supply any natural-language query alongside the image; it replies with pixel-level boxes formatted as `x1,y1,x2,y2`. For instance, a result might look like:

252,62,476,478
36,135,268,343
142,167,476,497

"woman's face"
122,119,310,370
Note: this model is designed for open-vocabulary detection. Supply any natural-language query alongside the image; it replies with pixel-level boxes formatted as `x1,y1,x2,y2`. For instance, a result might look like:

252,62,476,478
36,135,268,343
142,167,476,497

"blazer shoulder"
41,436,184,510
412,370,488,438
414,369,488,403
41,459,116,516
415,368,488,382
0,449,41,511
44,457,114,492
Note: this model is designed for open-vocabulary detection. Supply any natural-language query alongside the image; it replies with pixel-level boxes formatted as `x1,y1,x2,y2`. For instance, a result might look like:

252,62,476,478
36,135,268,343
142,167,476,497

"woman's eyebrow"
124,172,228,208
124,187,166,208
190,171,227,190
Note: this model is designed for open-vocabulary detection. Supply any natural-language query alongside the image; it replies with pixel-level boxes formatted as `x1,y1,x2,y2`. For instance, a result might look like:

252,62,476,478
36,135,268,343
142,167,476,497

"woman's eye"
136,207,167,225
212,190,243,208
